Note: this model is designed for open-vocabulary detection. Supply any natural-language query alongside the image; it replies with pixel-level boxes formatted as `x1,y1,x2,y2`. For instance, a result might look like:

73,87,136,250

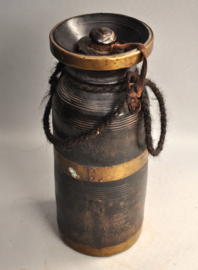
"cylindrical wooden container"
49,13,154,256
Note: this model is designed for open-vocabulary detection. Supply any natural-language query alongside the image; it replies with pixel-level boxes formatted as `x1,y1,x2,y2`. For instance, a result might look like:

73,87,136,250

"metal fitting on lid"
89,27,117,44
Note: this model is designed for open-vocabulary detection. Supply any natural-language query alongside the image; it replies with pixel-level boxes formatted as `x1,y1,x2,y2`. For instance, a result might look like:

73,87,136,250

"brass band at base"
60,226,142,257
54,148,148,182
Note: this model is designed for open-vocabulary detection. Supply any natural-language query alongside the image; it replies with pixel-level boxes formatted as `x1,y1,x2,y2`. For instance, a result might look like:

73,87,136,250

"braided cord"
141,79,167,156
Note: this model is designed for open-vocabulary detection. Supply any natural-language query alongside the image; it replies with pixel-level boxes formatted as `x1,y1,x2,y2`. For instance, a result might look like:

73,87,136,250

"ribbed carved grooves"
56,76,124,112
54,107,143,132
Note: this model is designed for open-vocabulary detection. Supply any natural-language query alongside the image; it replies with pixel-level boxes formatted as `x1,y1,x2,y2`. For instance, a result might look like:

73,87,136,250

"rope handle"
142,78,167,156
43,64,166,156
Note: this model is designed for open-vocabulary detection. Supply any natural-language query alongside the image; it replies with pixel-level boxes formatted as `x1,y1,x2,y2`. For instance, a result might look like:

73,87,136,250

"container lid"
50,13,154,71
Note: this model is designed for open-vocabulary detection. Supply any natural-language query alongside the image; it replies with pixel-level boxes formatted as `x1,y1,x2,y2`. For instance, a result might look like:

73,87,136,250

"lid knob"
89,27,117,45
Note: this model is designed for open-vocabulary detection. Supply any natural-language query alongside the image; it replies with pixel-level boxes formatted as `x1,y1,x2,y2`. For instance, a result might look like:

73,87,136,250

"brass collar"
49,14,154,71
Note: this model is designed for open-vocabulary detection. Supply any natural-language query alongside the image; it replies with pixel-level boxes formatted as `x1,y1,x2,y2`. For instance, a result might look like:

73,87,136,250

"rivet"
90,169,94,172
90,176,94,180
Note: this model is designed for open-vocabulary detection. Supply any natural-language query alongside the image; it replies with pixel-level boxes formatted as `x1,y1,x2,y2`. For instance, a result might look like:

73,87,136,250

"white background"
0,0,198,269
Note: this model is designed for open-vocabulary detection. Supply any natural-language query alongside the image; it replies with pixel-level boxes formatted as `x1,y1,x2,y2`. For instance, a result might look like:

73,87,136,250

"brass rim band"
54,148,148,182
60,226,142,257
50,18,154,71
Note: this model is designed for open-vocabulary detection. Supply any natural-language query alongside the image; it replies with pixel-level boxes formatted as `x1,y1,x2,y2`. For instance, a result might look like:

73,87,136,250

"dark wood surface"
55,162,148,249
52,72,148,252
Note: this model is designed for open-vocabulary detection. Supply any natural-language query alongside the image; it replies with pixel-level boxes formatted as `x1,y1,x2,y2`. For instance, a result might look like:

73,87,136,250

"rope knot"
126,71,143,114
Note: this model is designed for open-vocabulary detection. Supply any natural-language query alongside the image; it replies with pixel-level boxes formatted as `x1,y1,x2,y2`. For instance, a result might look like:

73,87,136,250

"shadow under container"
49,13,154,256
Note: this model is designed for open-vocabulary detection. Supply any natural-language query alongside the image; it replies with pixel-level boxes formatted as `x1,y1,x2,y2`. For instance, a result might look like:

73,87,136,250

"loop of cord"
42,62,167,156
